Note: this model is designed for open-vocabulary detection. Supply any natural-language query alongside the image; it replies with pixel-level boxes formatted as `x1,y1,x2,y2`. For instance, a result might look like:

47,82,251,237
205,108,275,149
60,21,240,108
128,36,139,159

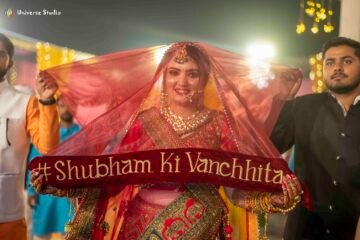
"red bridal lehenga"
41,42,299,240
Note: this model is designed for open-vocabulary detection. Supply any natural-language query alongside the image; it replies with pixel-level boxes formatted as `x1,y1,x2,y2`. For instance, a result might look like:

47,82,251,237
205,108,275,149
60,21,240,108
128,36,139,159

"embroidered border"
139,184,225,240
65,188,101,240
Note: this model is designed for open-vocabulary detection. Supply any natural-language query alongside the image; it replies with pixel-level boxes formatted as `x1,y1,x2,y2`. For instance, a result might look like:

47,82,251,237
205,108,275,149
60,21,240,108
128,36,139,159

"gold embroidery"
65,189,101,240
139,184,225,240
99,221,110,234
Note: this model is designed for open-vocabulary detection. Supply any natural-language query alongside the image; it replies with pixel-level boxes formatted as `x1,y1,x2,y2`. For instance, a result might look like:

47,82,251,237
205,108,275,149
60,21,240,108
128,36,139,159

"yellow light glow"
296,23,306,34
309,71,315,80
316,11,327,20
305,7,315,17
311,25,319,34
324,24,334,33
309,57,316,65
307,1,315,7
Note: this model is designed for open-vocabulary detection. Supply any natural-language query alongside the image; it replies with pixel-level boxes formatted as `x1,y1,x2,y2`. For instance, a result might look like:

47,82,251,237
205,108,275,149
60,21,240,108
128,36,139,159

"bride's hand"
30,170,59,195
277,69,303,101
270,174,302,209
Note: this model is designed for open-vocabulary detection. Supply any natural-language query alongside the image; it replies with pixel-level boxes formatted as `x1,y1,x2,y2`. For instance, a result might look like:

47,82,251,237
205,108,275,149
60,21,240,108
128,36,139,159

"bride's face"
164,56,204,108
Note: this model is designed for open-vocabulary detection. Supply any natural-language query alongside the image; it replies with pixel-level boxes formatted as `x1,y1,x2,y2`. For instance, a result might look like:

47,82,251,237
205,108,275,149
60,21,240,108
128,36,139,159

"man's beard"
326,76,360,94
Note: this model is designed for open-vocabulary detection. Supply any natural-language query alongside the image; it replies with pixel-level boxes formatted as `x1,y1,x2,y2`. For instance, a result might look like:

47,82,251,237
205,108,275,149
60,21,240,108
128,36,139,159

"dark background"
0,0,341,66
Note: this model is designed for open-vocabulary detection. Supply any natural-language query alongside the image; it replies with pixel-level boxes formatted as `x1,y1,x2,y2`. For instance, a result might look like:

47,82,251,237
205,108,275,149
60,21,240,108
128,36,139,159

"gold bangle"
247,192,274,213
246,194,258,212
261,193,271,213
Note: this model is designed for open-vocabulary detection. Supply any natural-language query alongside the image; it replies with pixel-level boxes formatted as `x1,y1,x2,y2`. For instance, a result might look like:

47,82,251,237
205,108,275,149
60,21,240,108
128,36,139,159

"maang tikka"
174,45,189,64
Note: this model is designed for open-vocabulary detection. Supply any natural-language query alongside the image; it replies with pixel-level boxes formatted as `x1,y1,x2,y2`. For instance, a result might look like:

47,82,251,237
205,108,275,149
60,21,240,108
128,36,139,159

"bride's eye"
188,71,199,78
168,69,179,76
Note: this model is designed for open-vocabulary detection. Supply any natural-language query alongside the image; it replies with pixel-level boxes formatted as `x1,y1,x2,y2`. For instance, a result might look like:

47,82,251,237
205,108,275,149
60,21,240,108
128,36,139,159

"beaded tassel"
261,212,269,240
223,207,232,240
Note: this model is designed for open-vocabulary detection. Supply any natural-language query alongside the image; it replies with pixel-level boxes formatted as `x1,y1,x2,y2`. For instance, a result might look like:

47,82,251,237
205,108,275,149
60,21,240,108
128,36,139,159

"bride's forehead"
167,56,199,69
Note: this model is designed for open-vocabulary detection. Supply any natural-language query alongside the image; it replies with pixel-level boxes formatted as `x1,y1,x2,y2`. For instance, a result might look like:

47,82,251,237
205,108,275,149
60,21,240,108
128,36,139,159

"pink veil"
46,42,293,158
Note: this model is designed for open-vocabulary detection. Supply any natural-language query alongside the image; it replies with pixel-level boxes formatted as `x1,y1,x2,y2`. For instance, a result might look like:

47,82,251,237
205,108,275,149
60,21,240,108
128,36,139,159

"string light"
36,42,75,71
309,53,327,93
297,0,334,34
7,35,93,86
296,0,306,34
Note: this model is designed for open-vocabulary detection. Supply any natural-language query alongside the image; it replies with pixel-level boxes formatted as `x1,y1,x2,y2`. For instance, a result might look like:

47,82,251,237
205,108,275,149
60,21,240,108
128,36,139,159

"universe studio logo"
4,8,13,17
4,8,62,16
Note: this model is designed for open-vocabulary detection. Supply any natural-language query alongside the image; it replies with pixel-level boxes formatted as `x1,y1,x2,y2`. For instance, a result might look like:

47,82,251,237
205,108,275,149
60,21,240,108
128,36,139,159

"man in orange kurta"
0,33,59,240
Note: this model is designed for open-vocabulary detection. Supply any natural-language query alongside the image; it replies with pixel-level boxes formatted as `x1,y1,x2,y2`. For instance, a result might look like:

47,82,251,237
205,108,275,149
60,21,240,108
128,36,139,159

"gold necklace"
160,106,212,135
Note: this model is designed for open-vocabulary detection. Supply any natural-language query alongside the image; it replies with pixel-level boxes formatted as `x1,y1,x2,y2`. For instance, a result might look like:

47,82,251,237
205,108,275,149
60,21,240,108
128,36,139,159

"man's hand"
277,68,303,101
36,71,58,100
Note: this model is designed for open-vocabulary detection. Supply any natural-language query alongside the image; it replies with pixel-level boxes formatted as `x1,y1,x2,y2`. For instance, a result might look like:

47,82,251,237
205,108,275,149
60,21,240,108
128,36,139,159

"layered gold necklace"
160,105,212,136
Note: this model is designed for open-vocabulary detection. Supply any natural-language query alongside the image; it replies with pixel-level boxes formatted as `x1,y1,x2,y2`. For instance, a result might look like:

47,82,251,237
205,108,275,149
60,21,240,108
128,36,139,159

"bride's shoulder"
137,107,160,119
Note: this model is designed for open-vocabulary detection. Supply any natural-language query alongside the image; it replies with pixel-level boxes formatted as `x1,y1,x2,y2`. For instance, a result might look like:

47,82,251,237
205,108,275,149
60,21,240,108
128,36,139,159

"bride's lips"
174,88,190,95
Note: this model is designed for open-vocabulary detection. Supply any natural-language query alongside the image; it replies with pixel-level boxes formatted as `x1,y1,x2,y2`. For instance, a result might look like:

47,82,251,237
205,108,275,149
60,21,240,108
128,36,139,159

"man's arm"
25,96,59,154
26,71,60,154
270,100,296,154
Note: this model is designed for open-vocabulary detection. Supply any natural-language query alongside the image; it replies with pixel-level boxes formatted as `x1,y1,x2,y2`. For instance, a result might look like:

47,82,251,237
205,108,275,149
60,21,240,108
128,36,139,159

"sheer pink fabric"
42,42,298,239
46,43,293,158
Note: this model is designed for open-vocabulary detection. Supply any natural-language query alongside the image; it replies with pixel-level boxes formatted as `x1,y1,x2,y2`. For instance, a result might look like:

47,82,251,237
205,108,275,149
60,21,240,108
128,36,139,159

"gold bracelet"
269,196,299,214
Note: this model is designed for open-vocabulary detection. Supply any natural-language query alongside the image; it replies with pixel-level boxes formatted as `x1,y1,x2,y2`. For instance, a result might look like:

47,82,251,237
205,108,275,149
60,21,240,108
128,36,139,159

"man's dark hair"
0,33,15,59
322,36,360,59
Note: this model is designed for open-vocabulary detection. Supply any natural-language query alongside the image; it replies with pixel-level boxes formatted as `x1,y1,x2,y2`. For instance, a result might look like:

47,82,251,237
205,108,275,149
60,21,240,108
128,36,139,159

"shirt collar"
354,95,360,105
329,92,360,116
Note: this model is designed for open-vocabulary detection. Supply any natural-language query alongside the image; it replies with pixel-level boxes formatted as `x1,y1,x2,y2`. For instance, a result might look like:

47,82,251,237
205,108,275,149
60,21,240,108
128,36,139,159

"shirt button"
336,155,341,160
329,205,333,211
340,132,346,137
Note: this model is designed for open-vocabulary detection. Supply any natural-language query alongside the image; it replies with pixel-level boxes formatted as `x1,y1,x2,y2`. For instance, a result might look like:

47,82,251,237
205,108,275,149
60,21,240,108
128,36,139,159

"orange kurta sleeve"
25,96,60,154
